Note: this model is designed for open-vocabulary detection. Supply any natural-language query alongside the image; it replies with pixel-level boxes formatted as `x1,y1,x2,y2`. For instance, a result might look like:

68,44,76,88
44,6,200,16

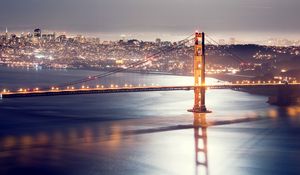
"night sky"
1,0,299,40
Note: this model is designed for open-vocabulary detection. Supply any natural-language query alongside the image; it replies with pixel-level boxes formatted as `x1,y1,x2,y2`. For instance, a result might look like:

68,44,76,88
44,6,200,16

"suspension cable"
50,34,195,89
206,34,245,64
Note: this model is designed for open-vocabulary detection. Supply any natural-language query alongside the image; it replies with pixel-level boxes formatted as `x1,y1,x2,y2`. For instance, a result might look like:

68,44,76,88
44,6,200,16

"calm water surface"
0,66,300,175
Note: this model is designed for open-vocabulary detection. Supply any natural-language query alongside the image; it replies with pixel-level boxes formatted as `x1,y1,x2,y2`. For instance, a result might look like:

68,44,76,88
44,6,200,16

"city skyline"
2,27,300,46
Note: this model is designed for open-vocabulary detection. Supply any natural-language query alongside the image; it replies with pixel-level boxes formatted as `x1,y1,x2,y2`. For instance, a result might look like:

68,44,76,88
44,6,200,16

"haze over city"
1,0,300,42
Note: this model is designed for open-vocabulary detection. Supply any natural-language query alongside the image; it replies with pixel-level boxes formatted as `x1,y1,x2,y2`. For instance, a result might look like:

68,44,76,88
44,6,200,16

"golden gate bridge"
1,32,300,112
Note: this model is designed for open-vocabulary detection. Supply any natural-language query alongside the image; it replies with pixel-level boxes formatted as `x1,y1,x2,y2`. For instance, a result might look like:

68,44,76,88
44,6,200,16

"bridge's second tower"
189,32,209,113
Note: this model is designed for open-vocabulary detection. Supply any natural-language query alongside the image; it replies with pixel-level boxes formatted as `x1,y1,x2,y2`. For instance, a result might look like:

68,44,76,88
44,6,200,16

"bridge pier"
268,85,300,106
188,87,210,113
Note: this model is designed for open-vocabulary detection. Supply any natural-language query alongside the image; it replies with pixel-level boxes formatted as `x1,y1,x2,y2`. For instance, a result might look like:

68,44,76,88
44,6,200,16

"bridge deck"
1,83,300,98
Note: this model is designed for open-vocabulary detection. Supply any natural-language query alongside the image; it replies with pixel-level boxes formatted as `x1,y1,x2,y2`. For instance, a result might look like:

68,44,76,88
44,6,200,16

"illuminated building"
34,28,42,38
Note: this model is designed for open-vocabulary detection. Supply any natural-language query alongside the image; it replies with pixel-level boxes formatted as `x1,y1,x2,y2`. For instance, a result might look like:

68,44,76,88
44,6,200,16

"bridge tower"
189,32,210,113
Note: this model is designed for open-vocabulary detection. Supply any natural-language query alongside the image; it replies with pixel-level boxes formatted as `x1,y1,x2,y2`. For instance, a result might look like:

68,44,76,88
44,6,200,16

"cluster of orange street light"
1,83,160,94
234,80,298,84
1,80,300,94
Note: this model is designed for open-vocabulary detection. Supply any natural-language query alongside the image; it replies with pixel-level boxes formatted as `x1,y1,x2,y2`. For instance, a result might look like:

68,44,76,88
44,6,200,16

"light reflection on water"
194,113,209,175
1,106,300,175
1,67,300,174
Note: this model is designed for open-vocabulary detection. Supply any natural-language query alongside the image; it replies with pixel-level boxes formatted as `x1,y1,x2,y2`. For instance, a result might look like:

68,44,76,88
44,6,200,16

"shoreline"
0,64,190,77
0,64,255,81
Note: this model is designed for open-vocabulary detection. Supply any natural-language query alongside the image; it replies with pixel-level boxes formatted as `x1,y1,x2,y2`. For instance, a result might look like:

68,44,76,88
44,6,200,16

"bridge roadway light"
71,86,75,90
2,89,8,93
